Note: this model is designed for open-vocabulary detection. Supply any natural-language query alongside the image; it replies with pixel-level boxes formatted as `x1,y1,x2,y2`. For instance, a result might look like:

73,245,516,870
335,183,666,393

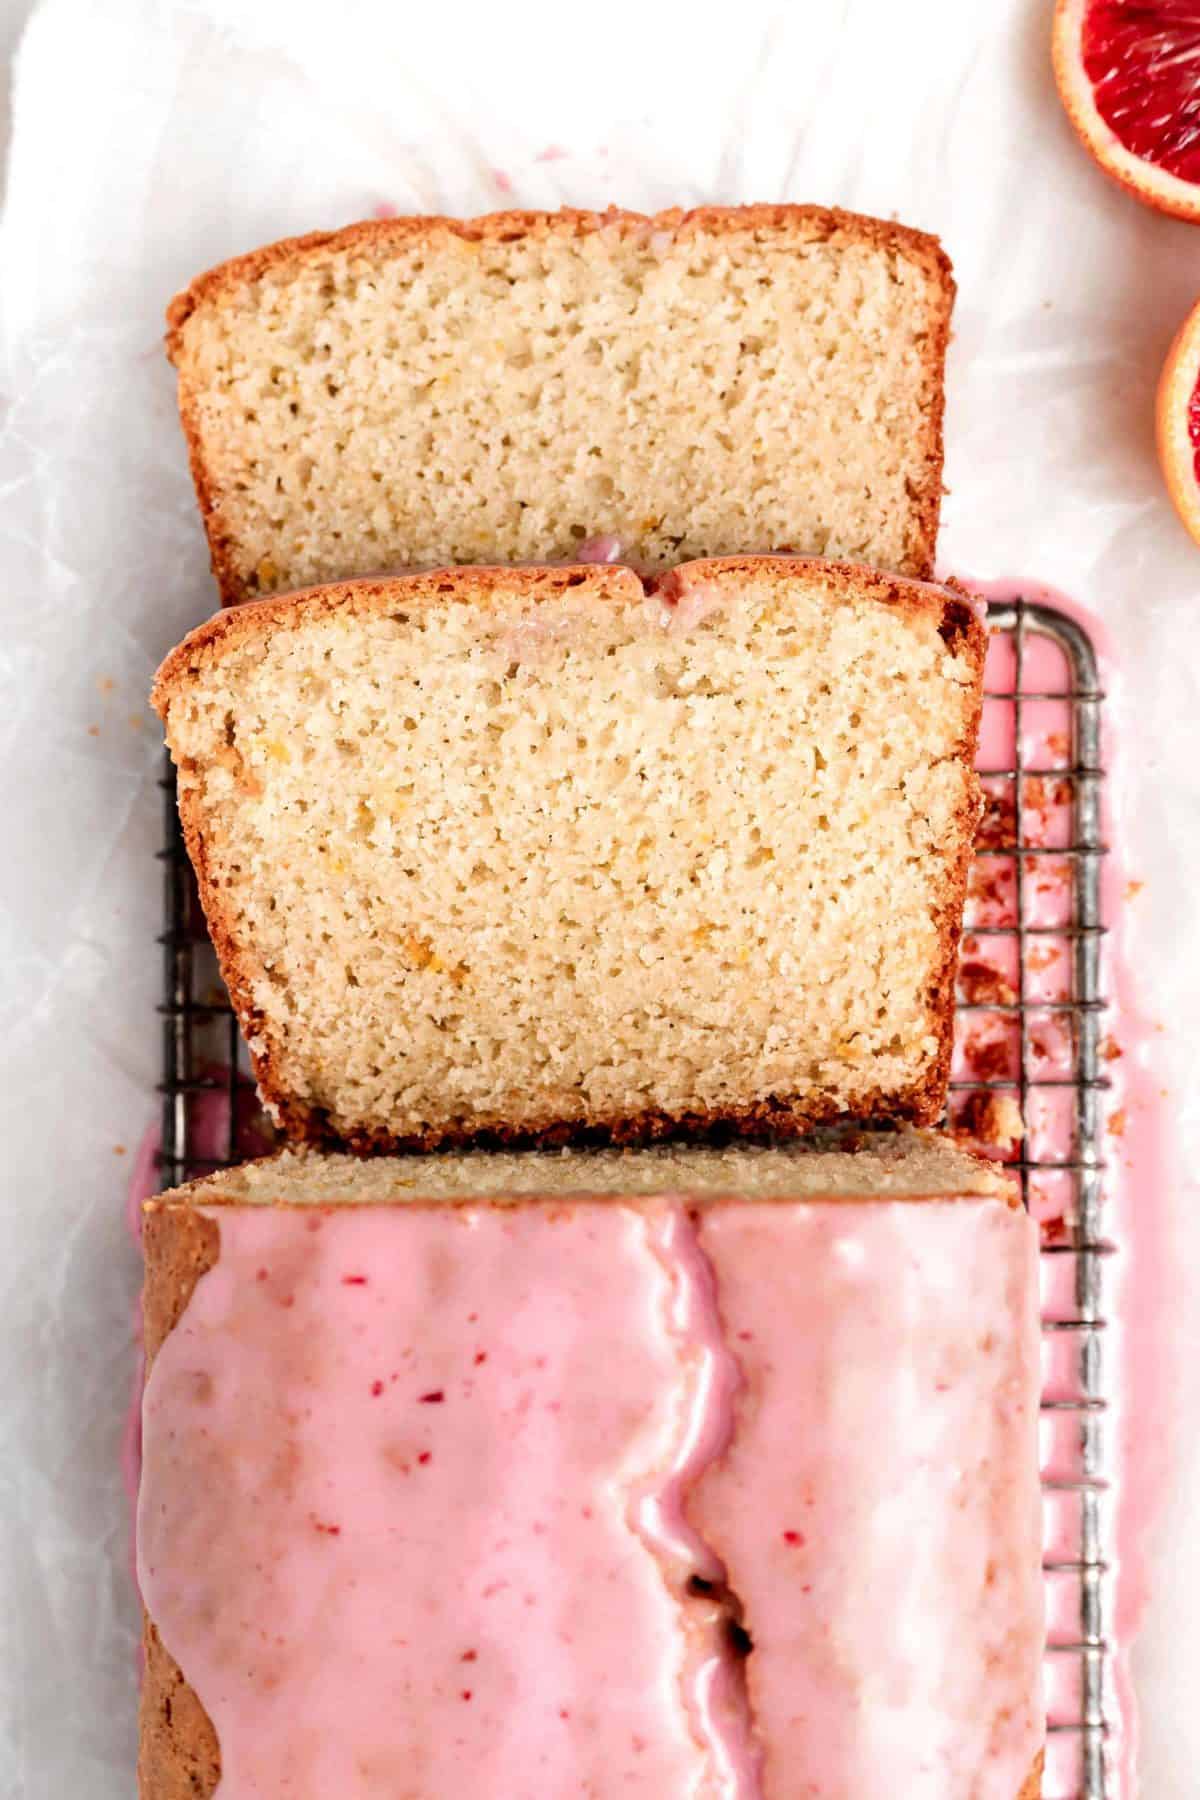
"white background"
0,0,1197,1793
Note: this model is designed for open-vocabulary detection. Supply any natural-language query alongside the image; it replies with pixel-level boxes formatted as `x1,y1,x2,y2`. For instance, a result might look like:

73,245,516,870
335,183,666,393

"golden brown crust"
911,580,989,1136
139,1616,220,1800
151,555,971,714
139,1207,222,1797
908,256,955,579
165,203,951,357
152,558,984,1153
141,1205,221,1363
165,204,954,601
151,561,643,710
261,1084,937,1156
661,555,975,637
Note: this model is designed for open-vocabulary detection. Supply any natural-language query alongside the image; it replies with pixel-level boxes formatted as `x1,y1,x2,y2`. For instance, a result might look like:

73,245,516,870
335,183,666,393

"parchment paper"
1,1,1197,1793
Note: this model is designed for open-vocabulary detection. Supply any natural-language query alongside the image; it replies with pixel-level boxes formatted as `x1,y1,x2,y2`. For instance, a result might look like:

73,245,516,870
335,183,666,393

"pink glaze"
574,533,624,563
689,1200,1044,1800
140,1197,1042,1797
140,1203,726,1797
957,575,1172,1798
648,567,728,633
121,1124,160,1593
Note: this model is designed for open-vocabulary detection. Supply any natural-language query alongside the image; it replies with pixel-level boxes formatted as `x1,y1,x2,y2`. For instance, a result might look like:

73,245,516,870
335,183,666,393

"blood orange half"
1053,0,1200,221
1156,297,1200,546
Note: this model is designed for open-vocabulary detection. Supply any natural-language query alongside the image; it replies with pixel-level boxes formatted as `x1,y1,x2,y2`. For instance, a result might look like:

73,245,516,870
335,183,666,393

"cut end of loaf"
149,1131,1019,1212
165,204,954,600
154,557,984,1153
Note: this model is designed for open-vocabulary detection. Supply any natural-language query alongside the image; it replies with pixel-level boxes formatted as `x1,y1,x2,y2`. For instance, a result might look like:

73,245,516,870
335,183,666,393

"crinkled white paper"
1,0,1198,1793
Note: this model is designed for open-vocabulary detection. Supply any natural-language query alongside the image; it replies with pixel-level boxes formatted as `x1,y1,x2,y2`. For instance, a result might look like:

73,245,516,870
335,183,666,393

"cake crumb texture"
153,1130,1017,1208
153,558,984,1151
167,205,954,600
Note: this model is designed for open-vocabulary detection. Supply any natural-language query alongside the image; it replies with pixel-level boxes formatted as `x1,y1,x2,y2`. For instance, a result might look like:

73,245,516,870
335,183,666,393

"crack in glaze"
627,1203,764,1800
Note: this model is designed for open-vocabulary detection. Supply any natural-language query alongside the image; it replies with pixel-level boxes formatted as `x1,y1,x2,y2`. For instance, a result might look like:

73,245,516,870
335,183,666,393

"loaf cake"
166,204,955,602
152,556,986,1151
138,1134,1044,1798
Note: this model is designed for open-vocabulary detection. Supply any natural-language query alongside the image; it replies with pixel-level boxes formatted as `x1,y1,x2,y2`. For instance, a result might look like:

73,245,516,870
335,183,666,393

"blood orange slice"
1053,0,1200,221
1156,297,1200,545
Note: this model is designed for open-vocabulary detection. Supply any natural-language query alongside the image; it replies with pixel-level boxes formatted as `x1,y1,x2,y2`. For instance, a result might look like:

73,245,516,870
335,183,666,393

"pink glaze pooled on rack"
954,577,1170,1799
139,1194,1043,1799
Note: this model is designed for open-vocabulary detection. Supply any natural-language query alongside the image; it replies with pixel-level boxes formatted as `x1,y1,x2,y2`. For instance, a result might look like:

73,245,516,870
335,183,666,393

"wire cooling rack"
156,598,1114,1799
965,601,1112,1800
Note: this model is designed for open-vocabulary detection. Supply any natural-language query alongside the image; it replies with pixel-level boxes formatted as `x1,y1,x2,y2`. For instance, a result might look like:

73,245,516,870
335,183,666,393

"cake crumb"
155,563,980,1146
964,1034,1016,1083
958,960,1016,1007
169,212,951,600
975,787,1016,851
953,1091,1025,1155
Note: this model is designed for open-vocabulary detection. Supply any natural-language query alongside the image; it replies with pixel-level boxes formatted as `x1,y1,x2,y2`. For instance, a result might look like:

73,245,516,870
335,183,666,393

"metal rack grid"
970,601,1111,1800
156,598,1114,1799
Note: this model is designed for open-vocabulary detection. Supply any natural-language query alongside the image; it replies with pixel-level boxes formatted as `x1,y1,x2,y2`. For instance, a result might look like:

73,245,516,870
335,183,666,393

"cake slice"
152,557,985,1151
138,1134,1044,1799
166,204,954,602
